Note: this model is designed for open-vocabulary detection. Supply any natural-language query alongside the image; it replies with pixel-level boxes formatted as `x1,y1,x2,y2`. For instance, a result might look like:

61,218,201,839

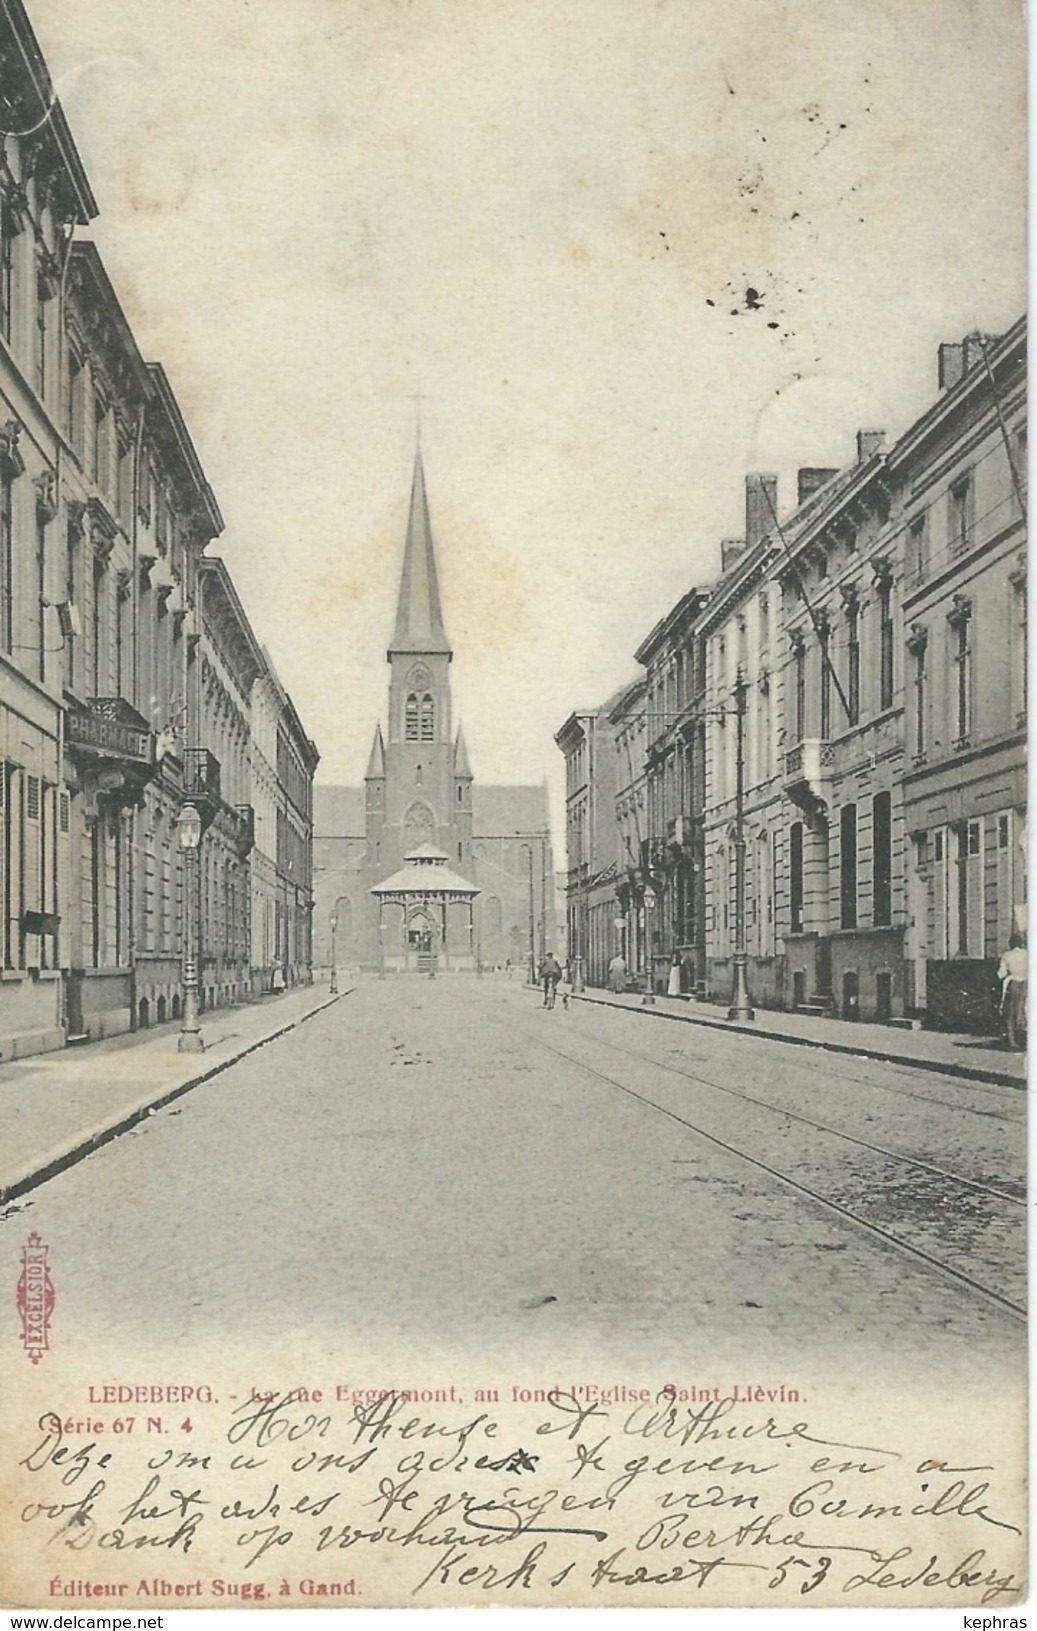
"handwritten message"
7,1383,1024,1608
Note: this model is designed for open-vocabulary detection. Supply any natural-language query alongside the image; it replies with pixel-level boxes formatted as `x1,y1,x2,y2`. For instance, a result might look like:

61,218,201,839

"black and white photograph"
0,0,1027,1611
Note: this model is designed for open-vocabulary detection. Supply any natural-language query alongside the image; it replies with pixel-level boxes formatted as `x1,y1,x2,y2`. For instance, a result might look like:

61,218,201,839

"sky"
31,0,1026,838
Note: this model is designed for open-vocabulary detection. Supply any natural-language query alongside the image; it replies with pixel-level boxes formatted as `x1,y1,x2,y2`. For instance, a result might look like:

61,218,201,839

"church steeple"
390,447,451,657
364,723,385,780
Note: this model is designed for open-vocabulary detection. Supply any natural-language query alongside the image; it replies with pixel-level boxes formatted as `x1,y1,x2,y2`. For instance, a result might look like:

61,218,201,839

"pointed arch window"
420,693,434,741
405,693,419,740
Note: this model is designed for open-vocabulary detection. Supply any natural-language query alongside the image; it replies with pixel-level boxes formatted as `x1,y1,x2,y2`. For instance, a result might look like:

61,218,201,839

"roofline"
68,243,151,396
4,0,98,222
147,363,224,536
197,555,266,677
888,315,1026,470
634,585,710,665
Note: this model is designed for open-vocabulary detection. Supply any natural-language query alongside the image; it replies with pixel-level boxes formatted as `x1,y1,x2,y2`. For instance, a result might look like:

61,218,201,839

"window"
35,510,46,681
997,811,1027,950
873,791,892,927
0,475,11,655
845,599,860,725
419,692,434,741
66,350,85,458
819,619,831,738
34,269,49,397
94,397,111,493
792,634,806,740
907,513,928,582
92,559,106,694
951,819,983,957
789,822,804,934
0,203,14,343
840,803,857,929
949,597,972,745
909,627,928,757
405,692,419,740
64,521,78,690
949,473,972,554
878,582,894,710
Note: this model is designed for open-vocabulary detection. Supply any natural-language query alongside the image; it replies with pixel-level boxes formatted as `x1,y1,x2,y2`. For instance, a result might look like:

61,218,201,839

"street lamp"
519,841,537,987
642,882,657,1006
727,669,755,1023
329,912,338,995
177,801,204,1054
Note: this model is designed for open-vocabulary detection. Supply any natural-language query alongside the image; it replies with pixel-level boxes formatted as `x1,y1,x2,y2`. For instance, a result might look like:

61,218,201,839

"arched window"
420,693,434,741
405,693,419,740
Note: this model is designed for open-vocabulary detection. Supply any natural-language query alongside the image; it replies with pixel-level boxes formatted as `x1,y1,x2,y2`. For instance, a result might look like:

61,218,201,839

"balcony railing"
184,747,221,805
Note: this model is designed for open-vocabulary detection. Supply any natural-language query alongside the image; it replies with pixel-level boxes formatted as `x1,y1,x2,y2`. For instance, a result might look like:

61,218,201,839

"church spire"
365,723,385,779
454,723,472,779
390,446,451,656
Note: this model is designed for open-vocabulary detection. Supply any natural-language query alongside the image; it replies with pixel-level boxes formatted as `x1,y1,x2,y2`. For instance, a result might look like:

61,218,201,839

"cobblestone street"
3,977,1024,1383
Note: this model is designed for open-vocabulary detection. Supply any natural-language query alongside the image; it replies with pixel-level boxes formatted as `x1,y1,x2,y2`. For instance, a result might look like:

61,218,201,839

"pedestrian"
997,932,1027,1051
608,952,627,994
271,958,286,994
539,952,562,1009
667,951,682,999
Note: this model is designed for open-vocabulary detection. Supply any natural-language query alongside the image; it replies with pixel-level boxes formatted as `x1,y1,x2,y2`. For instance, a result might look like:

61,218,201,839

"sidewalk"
572,987,1027,1088
0,983,347,1205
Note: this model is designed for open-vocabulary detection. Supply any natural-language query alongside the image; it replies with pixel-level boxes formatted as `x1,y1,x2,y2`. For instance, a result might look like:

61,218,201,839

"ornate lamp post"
328,912,338,995
727,669,755,1023
642,881,657,1005
177,801,204,1054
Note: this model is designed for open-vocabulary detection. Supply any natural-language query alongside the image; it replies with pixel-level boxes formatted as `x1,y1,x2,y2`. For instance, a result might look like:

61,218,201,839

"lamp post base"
178,1028,205,1054
727,957,755,1024
329,968,339,995
642,991,656,1006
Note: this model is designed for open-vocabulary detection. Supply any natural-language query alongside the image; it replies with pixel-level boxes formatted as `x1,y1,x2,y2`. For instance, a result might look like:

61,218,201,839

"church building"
313,451,554,973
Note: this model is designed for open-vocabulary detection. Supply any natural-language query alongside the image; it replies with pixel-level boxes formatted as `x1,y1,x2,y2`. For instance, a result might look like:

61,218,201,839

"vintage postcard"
0,0,1028,1612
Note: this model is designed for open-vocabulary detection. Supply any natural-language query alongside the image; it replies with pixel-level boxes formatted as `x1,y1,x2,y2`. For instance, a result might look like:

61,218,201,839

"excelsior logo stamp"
17,1232,55,1364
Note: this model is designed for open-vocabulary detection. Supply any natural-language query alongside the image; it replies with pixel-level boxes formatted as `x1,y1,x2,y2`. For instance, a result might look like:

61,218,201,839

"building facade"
557,323,1026,1033
0,0,318,1058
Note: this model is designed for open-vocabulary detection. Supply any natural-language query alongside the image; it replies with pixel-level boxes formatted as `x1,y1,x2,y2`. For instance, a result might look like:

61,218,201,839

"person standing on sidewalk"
667,951,682,998
997,933,1027,1051
608,952,627,994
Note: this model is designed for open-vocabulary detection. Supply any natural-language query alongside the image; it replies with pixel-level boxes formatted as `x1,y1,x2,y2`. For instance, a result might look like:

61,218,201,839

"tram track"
506,1011,1026,1326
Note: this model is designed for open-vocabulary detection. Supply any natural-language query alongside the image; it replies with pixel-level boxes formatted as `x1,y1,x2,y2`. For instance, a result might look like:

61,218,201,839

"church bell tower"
382,449,461,864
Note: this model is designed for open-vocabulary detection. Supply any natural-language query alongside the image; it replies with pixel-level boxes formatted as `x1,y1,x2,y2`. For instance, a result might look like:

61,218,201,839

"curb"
0,989,350,1208
571,992,1023,1089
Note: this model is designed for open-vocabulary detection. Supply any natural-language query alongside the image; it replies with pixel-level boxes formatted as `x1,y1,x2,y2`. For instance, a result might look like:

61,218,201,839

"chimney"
721,538,745,572
745,473,778,547
856,429,885,464
938,341,965,391
963,331,999,375
797,467,838,506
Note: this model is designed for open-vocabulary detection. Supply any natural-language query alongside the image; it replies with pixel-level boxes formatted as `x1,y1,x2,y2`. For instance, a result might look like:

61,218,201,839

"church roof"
471,784,549,835
314,785,365,836
390,447,451,656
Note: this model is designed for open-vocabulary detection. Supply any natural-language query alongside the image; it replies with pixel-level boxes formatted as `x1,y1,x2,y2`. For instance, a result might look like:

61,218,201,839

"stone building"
313,451,552,974
0,0,317,1057
897,322,1027,1030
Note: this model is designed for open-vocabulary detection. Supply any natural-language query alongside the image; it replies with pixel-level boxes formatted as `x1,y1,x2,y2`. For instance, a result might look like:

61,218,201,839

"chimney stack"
745,473,778,547
721,538,745,572
963,331,998,375
856,429,885,464
938,341,965,391
797,467,839,507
